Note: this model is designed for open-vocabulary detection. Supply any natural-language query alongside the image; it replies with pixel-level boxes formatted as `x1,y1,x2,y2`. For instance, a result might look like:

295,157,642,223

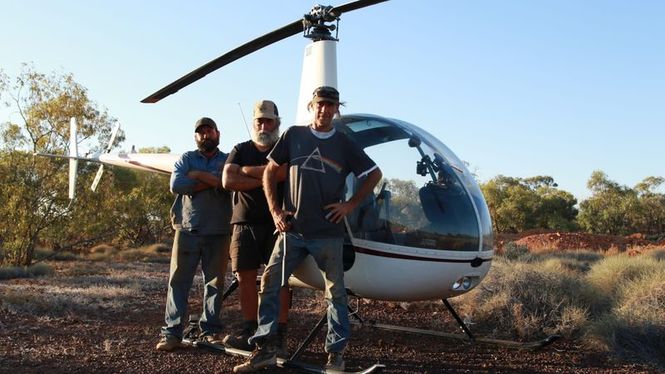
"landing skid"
181,280,384,374
196,341,384,374
351,298,559,350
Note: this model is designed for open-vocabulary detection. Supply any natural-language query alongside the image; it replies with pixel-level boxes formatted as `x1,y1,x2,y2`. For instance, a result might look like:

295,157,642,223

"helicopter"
39,0,556,372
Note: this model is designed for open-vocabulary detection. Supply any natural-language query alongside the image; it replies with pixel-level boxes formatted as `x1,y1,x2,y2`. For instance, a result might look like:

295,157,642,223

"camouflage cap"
253,100,279,120
311,86,340,104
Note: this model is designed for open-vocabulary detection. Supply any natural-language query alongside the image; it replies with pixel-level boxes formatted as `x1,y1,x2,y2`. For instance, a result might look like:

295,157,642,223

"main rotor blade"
332,0,389,15
141,20,303,103
141,0,389,104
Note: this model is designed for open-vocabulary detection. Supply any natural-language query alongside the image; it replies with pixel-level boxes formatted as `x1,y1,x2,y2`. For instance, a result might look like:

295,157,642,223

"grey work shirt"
268,126,377,239
170,149,232,236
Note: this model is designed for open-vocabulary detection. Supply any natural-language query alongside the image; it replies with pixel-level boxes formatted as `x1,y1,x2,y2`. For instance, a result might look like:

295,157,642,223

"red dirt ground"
0,256,661,374
495,231,665,254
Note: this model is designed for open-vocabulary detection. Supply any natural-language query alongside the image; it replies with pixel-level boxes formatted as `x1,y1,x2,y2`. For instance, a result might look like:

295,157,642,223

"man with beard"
156,117,232,351
221,100,291,353
234,87,382,373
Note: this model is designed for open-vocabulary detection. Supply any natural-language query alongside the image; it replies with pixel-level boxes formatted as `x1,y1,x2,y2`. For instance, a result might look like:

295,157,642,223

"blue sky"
1,0,663,200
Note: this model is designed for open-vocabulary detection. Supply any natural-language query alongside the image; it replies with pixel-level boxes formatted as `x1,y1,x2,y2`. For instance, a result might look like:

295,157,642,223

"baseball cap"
311,86,340,104
253,100,279,120
194,117,217,132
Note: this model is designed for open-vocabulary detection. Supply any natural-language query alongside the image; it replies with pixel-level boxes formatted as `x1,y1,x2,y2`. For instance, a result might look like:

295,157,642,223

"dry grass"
0,262,168,318
457,257,592,340
585,268,665,368
86,243,169,263
585,254,663,313
648,248,665,261
0,263,52,280
34,248,79,261
459,250,665,369
0,283,142,316
89,244,117,255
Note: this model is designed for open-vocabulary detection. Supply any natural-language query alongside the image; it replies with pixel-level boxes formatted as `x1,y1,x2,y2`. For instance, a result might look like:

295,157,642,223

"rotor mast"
295,5,341,125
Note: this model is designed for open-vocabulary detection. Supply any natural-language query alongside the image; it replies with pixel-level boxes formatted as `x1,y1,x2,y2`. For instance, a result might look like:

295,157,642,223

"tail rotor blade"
91,165,105,192
68,117,78,200
105,122,121,153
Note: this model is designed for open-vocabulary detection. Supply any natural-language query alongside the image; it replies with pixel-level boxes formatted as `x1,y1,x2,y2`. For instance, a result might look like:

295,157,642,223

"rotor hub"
303,4,340,41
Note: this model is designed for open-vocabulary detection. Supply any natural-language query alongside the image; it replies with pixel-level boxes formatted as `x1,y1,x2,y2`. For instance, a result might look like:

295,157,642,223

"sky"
1,0,663,201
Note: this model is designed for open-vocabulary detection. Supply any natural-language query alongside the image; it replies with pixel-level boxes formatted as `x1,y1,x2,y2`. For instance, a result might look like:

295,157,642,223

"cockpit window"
337,115,492,252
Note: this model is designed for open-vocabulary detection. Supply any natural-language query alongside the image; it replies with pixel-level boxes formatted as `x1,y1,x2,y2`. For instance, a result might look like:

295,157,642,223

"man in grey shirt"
234,87,382,372
156,117,232,351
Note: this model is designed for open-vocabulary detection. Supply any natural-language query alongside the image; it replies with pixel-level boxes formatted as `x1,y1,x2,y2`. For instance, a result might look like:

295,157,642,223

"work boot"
276,323,288,357
223,320,257,351
155,335,185,351
232,343,277,373
325,352,345,371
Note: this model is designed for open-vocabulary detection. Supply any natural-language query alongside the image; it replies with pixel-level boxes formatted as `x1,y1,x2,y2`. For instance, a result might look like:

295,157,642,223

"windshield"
336,114,493,252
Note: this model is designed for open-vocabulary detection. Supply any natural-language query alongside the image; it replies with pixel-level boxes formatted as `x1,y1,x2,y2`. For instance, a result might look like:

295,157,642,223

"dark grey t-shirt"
268,126,377,238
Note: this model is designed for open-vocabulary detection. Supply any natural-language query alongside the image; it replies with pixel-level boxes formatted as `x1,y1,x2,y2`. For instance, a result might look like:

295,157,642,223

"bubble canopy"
334,114,493,253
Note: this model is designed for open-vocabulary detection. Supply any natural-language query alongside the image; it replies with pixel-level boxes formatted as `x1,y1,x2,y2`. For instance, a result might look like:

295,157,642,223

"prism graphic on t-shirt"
300,147,326,173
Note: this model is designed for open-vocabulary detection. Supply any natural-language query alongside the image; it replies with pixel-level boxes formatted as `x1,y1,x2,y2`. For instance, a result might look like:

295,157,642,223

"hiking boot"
155,335,185,351
223,321,257,351
326,352,345,372
200,332,225,345
232,344,277,373
276,323,288,357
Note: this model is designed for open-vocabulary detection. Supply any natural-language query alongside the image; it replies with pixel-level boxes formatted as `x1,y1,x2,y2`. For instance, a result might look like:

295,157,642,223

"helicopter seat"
417,181,482,251
420,184,444,222
344,174,393,243
352,192,381,235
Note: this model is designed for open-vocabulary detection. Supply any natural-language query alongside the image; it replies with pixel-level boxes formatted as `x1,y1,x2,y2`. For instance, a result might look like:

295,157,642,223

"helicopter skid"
193,340,385,374
355,320,559,350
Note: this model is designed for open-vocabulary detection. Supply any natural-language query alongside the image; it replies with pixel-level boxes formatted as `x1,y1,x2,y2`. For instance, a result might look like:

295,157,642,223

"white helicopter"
41,0,556,372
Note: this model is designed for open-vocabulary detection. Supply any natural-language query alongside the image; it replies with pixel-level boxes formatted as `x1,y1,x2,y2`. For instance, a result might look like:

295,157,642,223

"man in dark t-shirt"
221,100,290,353
234,87,382,373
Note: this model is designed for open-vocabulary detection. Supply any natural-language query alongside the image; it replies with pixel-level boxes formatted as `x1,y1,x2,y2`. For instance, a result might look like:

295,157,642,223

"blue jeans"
161,230,230,338
249,234,348,353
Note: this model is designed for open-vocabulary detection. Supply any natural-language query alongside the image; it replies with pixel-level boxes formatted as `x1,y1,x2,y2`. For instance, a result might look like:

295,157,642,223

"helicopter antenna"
237,102,252,138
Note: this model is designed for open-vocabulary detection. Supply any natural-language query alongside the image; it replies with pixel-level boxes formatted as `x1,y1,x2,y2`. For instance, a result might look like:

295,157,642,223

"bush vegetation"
587,271,665,367
457,256,593,340
0,262,52,280
458,250,665,369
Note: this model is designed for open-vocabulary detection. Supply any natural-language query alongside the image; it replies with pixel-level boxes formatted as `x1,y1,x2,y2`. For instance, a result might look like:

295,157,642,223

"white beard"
253,129,280,147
